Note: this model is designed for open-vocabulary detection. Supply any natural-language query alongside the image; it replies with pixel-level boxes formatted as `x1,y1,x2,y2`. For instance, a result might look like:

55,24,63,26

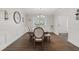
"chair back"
34,27,44,39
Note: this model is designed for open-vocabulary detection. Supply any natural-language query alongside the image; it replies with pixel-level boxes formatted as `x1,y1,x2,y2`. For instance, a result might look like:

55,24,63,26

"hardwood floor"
3,32,79,51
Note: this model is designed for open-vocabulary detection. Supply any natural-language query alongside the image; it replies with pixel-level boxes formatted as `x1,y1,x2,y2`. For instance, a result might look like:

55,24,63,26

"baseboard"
68,39,79,47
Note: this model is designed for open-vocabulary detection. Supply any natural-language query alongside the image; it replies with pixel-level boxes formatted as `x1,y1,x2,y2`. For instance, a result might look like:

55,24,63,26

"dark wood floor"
3,32,79,51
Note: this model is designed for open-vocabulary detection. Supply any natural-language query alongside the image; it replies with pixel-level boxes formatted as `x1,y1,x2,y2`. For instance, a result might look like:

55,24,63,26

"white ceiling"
22,8,58,16
21,8,77,16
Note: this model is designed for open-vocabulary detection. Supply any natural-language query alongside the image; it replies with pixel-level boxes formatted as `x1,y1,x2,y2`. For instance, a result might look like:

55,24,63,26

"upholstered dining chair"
33,27,44,48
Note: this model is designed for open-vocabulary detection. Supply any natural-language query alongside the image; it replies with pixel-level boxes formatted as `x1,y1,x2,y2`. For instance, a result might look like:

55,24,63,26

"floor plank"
3,32,79,51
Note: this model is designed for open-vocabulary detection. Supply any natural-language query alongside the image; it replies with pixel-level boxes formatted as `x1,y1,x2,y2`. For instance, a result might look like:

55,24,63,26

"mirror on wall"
32,15,47,29
13,11,21,24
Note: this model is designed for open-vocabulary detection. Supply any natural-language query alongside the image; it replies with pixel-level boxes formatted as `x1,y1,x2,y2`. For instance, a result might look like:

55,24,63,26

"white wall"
53,14,68,35
68,13,79,47
53,8,77,36
62,8,79,47
53,8,79,47
0,8,27,50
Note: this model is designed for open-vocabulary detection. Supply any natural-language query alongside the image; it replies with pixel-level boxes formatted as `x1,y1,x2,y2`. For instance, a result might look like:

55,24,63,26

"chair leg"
49,37,51,43
33,40,35,48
